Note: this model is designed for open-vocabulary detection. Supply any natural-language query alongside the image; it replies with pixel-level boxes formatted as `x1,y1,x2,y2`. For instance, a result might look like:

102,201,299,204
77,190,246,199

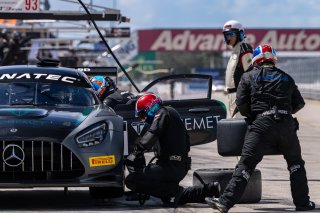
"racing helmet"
91,76,115,98
252,44,277,66
222,20,245,44
135,93,162,124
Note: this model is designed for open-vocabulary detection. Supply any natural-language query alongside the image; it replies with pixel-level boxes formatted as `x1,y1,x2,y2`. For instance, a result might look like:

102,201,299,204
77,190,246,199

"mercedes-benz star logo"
2,144,25,167
10,128,18,133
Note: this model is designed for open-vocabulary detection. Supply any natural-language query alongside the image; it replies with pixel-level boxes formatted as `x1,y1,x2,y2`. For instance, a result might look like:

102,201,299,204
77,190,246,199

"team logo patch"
89,155,115,167
131,122,145,136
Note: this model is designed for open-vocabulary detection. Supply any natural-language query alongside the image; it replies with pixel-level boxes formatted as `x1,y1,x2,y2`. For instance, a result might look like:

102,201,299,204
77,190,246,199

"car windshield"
0,82,98,106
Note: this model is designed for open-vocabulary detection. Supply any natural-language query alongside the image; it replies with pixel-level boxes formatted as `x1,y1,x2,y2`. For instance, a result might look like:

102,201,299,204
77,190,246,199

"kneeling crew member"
125,93,220,205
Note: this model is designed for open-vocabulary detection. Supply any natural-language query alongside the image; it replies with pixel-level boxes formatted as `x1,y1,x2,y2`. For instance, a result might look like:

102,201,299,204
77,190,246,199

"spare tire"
193,168,262,203
217,118,280,156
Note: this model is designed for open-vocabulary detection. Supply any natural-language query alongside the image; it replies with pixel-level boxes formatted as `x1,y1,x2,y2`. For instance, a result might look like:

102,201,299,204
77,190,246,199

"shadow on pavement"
0,189,212,211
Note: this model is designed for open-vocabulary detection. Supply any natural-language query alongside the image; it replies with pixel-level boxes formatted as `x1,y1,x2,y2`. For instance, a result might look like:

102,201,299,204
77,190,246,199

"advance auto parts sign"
138,29,320,52
0,0,39,12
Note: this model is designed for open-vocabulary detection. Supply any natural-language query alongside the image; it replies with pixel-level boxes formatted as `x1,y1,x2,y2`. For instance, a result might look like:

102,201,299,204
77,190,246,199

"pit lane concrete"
0,93,319,212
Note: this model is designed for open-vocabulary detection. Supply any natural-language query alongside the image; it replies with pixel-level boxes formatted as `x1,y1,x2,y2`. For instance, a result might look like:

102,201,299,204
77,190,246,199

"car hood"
0,106,96,141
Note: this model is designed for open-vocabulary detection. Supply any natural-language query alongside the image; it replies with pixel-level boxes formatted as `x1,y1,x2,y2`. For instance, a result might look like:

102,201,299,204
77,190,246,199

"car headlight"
76,123,107,148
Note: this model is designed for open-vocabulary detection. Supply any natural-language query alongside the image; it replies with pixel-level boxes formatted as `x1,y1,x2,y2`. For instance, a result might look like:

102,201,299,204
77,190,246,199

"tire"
89,186,124,199
217,118,280,156
217,118,247,156
193,168,262,203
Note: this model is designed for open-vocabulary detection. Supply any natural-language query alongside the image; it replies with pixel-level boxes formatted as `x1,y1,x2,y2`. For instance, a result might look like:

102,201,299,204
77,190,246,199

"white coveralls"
225,41,253,117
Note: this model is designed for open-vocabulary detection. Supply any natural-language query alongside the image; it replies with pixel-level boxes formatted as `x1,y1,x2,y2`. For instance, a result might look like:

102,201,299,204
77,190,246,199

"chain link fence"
278,58,320,100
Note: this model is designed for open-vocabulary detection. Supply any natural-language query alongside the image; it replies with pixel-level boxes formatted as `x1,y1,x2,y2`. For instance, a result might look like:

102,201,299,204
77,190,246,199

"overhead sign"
138,29,320,52
0,0,39,13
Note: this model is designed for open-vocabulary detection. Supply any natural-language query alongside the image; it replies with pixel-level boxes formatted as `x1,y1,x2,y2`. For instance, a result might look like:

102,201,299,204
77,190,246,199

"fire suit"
125,106,219,204
218,64,312,209
225,41,253,117
102,88,134,109
125,105,190,197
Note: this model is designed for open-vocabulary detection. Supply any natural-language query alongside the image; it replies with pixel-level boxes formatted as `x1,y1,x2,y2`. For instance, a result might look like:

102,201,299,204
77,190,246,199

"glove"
125,150,146,173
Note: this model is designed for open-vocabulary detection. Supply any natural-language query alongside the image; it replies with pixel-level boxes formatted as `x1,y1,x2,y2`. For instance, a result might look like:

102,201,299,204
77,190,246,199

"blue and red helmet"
135,93,162,124
252,44,277,66
91,76,115,97
91,76,108,97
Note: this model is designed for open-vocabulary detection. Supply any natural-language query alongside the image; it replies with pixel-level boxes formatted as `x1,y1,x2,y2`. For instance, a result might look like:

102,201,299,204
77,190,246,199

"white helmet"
223,20,244,32
222,20,245,43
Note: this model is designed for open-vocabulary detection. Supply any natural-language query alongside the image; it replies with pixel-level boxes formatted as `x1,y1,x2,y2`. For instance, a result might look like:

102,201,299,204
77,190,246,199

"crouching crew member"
125,93,220,206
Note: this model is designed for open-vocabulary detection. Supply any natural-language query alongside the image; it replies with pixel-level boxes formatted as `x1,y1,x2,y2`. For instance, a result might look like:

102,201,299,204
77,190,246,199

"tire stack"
193,168,262,203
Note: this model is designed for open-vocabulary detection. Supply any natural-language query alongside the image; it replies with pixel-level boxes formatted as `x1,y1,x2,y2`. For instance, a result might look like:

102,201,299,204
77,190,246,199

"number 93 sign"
0,0,39,13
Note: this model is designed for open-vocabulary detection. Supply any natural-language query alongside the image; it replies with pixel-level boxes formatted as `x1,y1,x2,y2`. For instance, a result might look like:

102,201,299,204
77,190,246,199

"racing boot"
175,182,221,205
205,197,230,213
296,201,315,211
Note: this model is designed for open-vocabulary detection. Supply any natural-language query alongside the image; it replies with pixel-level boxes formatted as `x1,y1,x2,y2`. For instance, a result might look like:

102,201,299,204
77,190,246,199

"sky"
52,0,320,30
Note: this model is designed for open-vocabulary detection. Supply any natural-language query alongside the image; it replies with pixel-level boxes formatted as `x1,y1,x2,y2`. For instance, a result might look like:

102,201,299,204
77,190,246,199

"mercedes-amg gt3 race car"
0,64,125,199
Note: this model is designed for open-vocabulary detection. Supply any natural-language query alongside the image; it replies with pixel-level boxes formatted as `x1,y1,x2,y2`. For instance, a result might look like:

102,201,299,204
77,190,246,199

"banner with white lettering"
138,29,320,52
0,0,39,13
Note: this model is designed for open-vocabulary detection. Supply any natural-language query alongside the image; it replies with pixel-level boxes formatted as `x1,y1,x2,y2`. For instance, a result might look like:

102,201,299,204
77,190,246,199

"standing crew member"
223,20,253,117
125,93,220,205
205,45,315,212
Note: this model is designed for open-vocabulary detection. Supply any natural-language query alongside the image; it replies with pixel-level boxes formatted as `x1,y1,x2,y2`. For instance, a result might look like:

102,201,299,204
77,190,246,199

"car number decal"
89,155,115,167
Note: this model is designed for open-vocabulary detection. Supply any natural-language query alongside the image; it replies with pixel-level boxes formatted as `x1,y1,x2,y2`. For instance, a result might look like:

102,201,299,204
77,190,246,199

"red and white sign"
0,0,39,13
138,29,320,52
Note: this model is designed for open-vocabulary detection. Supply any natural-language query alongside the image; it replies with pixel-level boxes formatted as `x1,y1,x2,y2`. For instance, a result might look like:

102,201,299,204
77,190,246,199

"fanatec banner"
138,29,320,52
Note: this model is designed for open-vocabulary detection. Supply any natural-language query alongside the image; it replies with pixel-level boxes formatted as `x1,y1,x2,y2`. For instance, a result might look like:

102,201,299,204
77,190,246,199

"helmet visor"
136,110,147,121
224,31,237,38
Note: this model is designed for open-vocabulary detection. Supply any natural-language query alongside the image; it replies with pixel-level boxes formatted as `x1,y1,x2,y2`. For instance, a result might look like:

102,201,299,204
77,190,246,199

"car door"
114,74,226,154
141,74,227,146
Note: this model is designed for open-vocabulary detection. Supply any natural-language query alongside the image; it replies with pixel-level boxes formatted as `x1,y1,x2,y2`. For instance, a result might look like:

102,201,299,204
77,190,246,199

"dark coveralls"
125,106,190,198
102,89,134,109
219,65,311,208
